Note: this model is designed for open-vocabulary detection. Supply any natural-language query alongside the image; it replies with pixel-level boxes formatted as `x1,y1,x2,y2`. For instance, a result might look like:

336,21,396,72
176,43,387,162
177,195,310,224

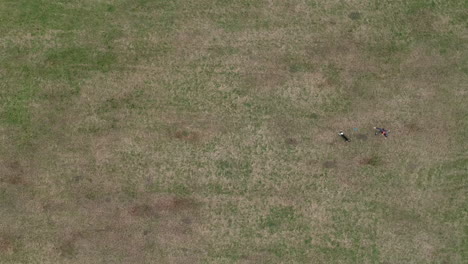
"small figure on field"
374,127,389,138
338,131,350,142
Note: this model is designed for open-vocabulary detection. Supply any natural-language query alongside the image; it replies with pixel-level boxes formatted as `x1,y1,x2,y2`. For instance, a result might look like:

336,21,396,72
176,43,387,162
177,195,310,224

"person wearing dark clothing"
374,127,388,138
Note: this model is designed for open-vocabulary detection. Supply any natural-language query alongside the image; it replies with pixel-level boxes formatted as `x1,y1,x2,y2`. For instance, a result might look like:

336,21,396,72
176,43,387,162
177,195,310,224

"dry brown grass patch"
159,111,224,144
129,204,157,218
406,162,419,173
129,196,198,217
154,196,198,212
57,232,83,258
0,236,15,255
355,133,368,141
404,122,422,134
323,161,337,169
0,160,27,185
47,194,202,261
244,66,289,94
285,137,298,145
358,156,381,166
174,130,200,143
240,252,276,263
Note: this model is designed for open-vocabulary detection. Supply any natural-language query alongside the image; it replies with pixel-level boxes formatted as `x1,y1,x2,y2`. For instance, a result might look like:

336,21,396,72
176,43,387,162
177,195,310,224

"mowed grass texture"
0,0,467,263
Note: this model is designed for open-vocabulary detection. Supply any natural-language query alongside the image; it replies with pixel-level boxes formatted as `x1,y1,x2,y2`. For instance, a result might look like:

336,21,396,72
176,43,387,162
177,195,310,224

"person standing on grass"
374,127,389,138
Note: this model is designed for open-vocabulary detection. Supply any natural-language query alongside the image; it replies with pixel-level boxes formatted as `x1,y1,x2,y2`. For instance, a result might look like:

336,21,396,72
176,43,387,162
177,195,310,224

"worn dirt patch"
58,240,75,258
323,161,337,169
4,174,26,185
285,138,298,145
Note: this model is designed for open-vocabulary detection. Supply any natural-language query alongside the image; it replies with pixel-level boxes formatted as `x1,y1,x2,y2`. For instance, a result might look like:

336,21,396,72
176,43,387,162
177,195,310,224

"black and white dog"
338,131,350,142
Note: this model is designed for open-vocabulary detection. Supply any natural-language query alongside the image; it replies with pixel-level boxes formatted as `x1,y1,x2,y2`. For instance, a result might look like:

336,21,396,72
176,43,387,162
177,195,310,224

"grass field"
0,0,467,263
